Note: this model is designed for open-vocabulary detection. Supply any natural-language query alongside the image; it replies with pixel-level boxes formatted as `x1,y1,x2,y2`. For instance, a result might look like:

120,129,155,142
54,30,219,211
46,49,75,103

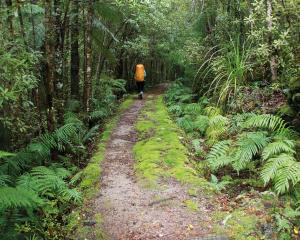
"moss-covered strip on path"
133,95,270,240
133,95,212,191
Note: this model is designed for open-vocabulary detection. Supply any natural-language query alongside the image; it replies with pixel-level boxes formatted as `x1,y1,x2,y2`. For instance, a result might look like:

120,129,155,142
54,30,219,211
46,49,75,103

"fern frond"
207,140,233,170
176,117,194,132
262,140,295,160
111,79,127,93
0,151,15,159
55,123,78,145
59,188,82,203
261,154,298,187
233,132,269,171
0,187,43,211
89,109,109,121
168,104,183,116
184,103,202,115
82,125,100,143
17,166,81,202
274,161,300,194
204,106,221,117
194,115,209,134
0,174,11,186
206,115,229,144
27,142,50,161
243,114,286,133
64,112,84,126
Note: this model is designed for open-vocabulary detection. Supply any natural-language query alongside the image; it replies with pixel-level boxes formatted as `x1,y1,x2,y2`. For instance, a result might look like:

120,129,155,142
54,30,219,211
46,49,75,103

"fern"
0,151,15,159
0,187,43,211
184,103,202,115
243,114,286,133
262,139,295,160
261,154,300,194
17,166,81,203
194,115,209,134
111,79,127,93
0,174,11,186
204,106,221,117
89,108,109,121
168,104,183,116
82,125,100,143
207,140,234,171
206,115,229,145
176,117,195,133
233,132,269,171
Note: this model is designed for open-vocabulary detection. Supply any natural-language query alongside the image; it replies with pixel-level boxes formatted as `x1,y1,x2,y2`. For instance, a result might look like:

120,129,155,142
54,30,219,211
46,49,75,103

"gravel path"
95,92,214,240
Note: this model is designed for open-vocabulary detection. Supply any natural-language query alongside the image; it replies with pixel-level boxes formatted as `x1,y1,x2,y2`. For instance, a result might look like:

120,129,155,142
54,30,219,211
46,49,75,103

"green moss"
133,96,213,192
212,210,260,240
184,199,199,212
119,95,135,111
187,188,198,197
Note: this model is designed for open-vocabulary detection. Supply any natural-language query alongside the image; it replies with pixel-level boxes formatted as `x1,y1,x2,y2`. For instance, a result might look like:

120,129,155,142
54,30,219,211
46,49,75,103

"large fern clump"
206,113,300,194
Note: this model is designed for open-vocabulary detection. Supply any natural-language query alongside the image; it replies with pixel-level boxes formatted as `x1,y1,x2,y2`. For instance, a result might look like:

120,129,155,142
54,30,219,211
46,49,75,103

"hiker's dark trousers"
136,81,145,93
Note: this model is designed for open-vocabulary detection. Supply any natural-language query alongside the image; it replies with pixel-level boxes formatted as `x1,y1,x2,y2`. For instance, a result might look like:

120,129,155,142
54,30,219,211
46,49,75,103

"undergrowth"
165,82,300,239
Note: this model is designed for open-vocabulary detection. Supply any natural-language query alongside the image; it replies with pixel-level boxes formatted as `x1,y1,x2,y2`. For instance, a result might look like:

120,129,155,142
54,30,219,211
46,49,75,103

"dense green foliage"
1,0,300,239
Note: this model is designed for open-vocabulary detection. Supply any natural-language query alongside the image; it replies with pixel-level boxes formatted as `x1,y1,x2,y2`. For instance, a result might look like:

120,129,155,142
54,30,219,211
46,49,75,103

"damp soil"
94,90,215,240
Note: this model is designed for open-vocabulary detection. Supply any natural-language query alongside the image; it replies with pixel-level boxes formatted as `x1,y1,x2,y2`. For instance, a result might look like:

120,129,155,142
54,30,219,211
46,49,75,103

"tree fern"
233,132,269,171
206,140,234,171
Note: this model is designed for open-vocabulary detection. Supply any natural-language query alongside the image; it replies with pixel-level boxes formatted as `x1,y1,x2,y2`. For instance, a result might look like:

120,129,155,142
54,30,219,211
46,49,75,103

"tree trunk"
5,0,14,37
266,0,278,82
16,1,26,44
83,0,93,112
30,1,37,49
70,0,80,99
44,0,56,133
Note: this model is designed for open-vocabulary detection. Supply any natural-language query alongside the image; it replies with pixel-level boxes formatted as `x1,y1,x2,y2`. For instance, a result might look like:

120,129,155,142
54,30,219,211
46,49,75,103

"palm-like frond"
184,103,202,115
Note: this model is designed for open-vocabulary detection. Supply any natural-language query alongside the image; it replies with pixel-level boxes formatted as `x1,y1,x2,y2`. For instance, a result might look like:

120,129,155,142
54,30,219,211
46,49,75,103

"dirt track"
95,89,214,240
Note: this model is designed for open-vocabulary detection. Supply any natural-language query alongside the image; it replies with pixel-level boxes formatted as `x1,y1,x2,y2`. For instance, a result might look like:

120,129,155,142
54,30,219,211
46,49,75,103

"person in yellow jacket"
134,64,146,99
